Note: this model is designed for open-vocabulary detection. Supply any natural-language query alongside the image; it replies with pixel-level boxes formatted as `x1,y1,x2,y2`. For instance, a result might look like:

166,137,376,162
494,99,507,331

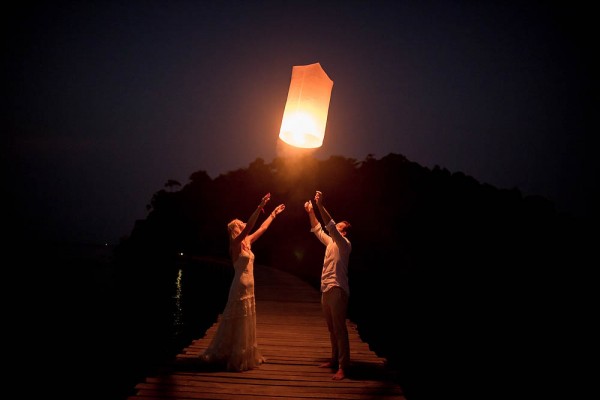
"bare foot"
332,369,345,380
319,361,335,368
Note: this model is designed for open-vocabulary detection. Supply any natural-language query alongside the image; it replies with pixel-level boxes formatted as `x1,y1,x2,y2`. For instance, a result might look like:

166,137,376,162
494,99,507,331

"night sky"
5,1,596,244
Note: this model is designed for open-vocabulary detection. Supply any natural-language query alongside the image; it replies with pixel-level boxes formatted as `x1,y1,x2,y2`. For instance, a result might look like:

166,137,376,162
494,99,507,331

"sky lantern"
278,62,333,148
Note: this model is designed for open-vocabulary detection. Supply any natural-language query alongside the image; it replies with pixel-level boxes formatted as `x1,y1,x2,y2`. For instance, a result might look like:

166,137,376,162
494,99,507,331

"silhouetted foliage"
164,179,182,191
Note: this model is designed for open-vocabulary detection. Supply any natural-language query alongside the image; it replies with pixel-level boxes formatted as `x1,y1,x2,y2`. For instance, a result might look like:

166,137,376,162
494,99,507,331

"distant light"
278,62,333,148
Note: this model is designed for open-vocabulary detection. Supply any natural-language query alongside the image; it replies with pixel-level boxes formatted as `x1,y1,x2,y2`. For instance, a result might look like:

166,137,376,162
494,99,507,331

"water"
20,242,232,400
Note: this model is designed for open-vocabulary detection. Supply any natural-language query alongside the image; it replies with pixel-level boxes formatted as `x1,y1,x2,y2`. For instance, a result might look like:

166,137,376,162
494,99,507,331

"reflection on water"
173,268,184,335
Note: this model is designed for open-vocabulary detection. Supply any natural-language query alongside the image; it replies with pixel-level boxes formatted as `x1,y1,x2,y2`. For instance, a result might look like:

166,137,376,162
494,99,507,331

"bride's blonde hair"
227,219,244,240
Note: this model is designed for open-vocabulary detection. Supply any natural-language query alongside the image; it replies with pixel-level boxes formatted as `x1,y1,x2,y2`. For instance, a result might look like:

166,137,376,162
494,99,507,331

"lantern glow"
278,62,333,148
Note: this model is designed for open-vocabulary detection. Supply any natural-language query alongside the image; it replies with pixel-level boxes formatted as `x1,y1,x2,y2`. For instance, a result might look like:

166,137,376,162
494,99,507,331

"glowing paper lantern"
278,62,333,148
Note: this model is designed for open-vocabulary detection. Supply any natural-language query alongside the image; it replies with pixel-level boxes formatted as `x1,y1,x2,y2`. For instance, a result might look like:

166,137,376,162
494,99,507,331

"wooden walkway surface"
128,264,406,399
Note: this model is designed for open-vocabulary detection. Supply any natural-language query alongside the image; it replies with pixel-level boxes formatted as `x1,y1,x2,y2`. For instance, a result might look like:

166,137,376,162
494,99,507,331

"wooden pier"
127,264,406,399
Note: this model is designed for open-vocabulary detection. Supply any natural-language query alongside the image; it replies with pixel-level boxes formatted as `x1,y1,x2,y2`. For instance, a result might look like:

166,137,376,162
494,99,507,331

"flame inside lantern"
278,63,333,148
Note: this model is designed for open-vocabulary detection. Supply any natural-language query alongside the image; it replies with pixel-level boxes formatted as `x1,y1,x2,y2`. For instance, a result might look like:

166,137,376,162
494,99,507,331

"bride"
201,192,285,371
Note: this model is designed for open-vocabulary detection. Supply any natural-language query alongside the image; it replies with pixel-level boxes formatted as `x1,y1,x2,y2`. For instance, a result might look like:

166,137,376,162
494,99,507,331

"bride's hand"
273,204,285,215
260,193,271,206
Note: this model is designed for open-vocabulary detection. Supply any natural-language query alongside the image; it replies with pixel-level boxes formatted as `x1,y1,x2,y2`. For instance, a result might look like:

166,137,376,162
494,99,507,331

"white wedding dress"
201,244,265,371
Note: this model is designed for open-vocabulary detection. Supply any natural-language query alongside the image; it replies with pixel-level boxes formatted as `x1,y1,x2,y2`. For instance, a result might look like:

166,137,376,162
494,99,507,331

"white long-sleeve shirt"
311,220,351,295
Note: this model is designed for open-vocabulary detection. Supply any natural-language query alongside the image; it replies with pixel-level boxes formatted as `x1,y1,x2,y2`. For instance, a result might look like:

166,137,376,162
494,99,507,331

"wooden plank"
127,264,406,400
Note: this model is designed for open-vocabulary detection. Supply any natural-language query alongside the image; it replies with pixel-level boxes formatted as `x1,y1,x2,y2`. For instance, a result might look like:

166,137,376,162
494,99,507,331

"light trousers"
321,286,350,370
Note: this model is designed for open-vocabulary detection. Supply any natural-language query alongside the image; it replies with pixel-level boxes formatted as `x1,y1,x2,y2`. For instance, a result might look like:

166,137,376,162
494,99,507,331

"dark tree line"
115,152,592,400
